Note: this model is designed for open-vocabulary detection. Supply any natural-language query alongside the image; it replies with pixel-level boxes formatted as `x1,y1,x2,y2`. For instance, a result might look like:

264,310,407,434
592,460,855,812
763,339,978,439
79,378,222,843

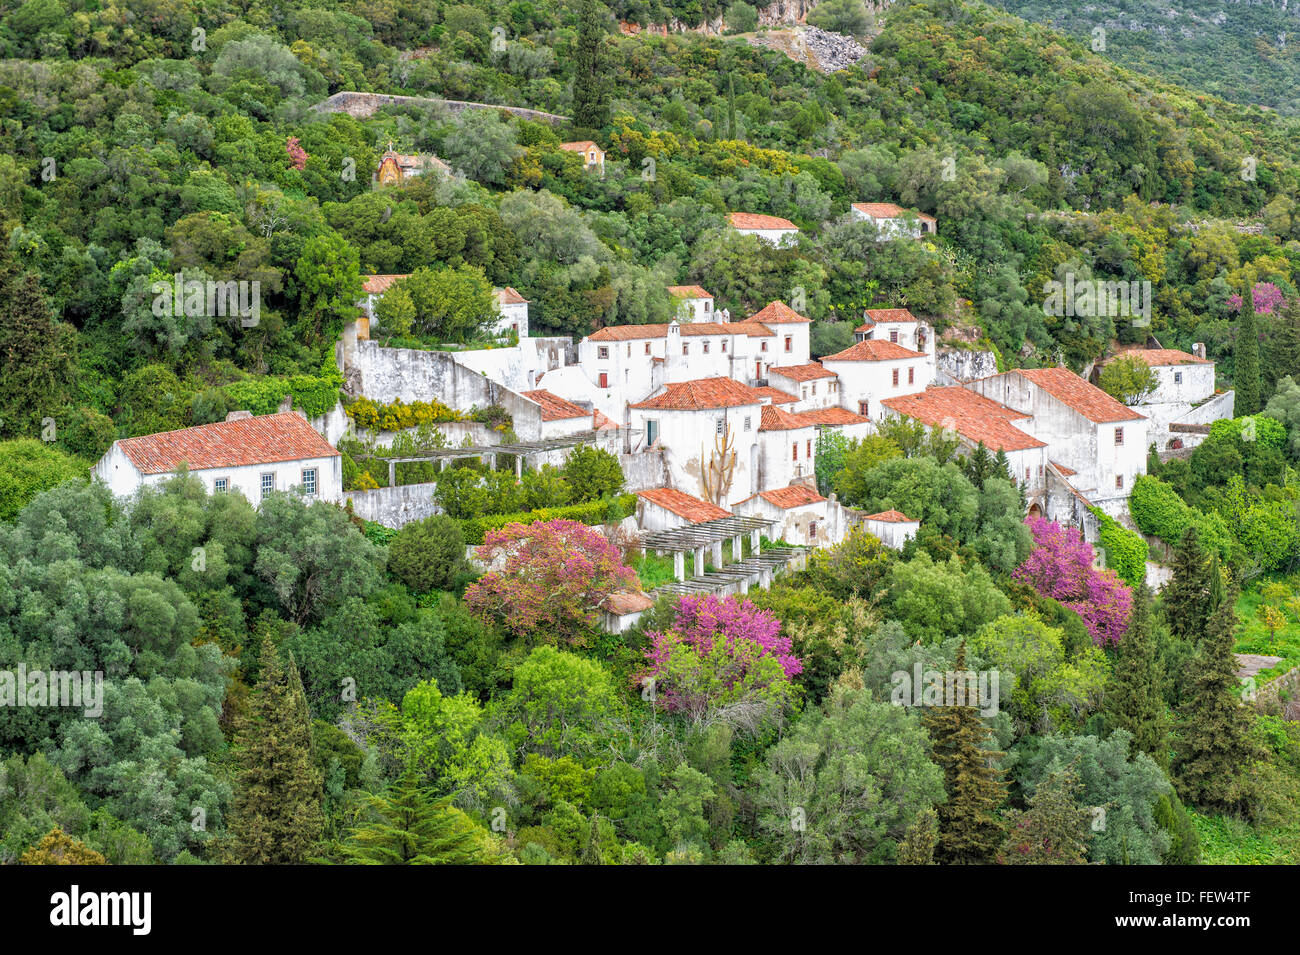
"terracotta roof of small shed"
728,212,798,231
637,487,730,523
520,389,588,421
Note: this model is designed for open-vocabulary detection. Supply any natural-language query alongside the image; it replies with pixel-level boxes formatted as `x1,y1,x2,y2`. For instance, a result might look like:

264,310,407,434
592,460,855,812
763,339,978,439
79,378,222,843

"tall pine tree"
923,643,1007,864
571,0,611,132
1264,295,1300,390
1161,527,1214,645
1105,585,1170,767
1236,292,1261,414
224,633,325,864
996,766,1093,865
341,771,485,865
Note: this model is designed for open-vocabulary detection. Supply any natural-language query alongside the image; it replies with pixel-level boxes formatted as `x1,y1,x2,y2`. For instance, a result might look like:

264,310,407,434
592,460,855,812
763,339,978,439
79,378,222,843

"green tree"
0,439,88,522
997,766,1093,865
0,262,75,438
561,445,623,502
1098,354,1159,404
225,633,325,864
896,807,938,865
20,827,107,865
571,0,612,132
387,514,470,593
295,232,364,344
340,770,486,864
1104,586,1170,767
1236,295,1261,414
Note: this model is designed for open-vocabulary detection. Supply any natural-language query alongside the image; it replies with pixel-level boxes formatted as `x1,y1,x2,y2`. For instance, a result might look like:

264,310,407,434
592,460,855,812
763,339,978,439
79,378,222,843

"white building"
94,411,342,503
636,486,731,531
1103,345,1232,451
965,367,1148,519
747,302,812,372
850,202,937,240
728,212,799,248
668,285,716,323
559,140,606,173
493,287,530,339
520,389,592,438
601,590,656,634
820,339,933,421
733,484,847,547
767,363,841,412
756,405,818,491
855,308,935,366
862,509,921,549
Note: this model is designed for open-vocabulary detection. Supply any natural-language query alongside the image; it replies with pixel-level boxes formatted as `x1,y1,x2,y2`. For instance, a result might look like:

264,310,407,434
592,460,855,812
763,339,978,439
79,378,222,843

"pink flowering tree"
642,595,802,730
286,136,308,171
1228,282,1286,315
1013,517,1132,646
465,519,638,645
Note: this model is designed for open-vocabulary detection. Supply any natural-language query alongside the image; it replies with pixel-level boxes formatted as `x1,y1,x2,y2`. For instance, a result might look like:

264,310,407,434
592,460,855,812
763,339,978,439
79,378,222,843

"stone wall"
936,347,998,384
313,91,568,124
344,481,440,527
619,449,669,492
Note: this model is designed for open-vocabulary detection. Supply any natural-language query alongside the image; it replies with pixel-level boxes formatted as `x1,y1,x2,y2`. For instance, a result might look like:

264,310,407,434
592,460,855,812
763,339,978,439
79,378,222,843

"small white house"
855,308,935,366
1104,346,1231,451
850,202,937,240
493,287,530,339
747,302,812,369
600,590,656,634
767,363,840,412
728,212,799,248
636,486,731,531
862,510,920,549
757,404,818,491
733,483,843,547
820,339,932,421
520,389,591,438
668,285,716,323
559,140,606,173
94,411,342,503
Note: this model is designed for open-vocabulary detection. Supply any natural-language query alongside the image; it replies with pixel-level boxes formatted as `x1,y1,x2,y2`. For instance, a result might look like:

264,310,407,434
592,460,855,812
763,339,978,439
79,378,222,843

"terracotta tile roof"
728,212,798,231
587,321,770,342
769,362,836,382
1050,460,1076,477
630,377,766,411
822,339,925,362
667,285,712,299
865,509,916,523
852,202,936,223
1014,367,1146,424
362,274,410,294
725,321,774,337
637,487,730,523
760,404,813,431
751,386,798,404
521,389,588,421
760,484,827,509
1117,348,1210,367
592,409,620,431
795,407,870,426
495,286,528,305
560,140,600,152
604,590,655,615
117,412,339,475
881,387,1045,452
749,301,812,325
862,308,919,324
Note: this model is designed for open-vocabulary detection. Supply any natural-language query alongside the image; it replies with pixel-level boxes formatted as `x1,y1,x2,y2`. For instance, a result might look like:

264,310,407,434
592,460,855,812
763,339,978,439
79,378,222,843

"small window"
597,346,609,359
1174,371,1182,384
704,300,712,313
626,344,631,357
792,443,798,461
598,372,609,388
785,336,793,352
645,342,651,355
1114,427,1124,446
1038,464,1044,476
260,473,275,499
889,329,899,344
721,340,727,353
806,439,813,457
1116,474,1124,489
1025,467,1030,481
744,416,751,432
858,400,869,416
908,367,915,385
646,420,659,445
703,341,710,354
892,369,900,387
682,344,689,355
214,477,228,493
761,341,768,352
802,387,808,399
301,468,317,497
811,383,817,395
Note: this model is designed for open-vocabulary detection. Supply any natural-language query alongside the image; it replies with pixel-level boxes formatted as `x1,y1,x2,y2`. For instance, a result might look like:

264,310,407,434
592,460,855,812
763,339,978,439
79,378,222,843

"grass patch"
635,552,678,591
1233,575,1300,681
1190,812,1300,864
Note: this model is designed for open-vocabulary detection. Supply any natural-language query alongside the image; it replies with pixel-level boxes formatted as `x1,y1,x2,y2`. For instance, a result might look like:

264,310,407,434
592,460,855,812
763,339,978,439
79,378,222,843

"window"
301,468,317,497
214,477,228,493
892,369,900,387
889,329,899,344
858,400,869,416
784,336,793,352
626,344,631,357
597,346,609,359
802,387,808,399
1116,474,1124,489
792,443,799,461
624,369,629,382
908,367,915,385
703,341,710,354
721,340,727,353
1174,371,1182,384
1025,467,1030,481
811,383,817,395
1114,427,1124,446
704,300,712,313
646,420,659,445
260,473,275,499
645,342,651,355
1038,464,1044,476
598,372,609,388
761,341,768,352
806,439,813,458
744,416,751,432
682,344,689,355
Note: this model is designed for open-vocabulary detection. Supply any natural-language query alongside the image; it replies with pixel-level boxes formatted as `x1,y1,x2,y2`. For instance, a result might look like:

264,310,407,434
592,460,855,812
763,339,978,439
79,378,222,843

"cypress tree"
923,643,1007,864
996,766,1093,865
341,770,484,865
1161,526,1213,644
571,0,611,132
1174,585,1262,813
896,807,938,865
726,75,737,140
1236,293,1261,414
1105,585,1170,767
1265,295,1300,389
225,633,325,864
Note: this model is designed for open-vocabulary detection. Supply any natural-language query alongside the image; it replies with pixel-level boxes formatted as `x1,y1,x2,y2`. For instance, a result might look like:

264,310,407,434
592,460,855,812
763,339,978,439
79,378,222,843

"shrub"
387,514,471,593
561,445,624,503
57,407,115,459
1090,507,1147,588
0,439,89,522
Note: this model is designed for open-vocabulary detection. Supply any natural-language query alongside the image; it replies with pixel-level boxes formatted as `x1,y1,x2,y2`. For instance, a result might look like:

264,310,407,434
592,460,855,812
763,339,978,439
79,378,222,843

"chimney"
225,410,253,422
1192,342,1206,360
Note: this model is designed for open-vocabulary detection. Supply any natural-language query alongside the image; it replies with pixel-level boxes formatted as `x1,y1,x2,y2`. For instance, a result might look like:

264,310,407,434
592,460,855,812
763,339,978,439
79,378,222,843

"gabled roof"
749,301,812,325
750,386,798,404
116,413,339,475
667,285,712,299
587,321,769,342
760,484,827,509
881,387,1046,453
560,140,601,152
822,339,925,362
495,286,528,306
795,407,870,427
760,404,814,432
362,274,410,295
862,307,919,325
520,389,588,421
1116,348,1210,367
865,509,917,523
728,212,798,231
852,202,936,223
630,377,766,411
769,362,836,382
637,487,730,523
592,409,620,431
1013,367,1146,424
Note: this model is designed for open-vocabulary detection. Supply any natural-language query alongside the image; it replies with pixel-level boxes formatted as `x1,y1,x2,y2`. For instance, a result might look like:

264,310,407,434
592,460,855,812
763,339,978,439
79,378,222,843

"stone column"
673,551,685,582
750,528,762,553
711,540,723,568
693,547,705,577
733,534,744,562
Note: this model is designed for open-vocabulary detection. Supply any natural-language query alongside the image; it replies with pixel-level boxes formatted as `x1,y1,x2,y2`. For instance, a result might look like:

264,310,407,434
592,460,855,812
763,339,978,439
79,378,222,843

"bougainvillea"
1013,517,1133,646
642,595,801,727
465,519,638,644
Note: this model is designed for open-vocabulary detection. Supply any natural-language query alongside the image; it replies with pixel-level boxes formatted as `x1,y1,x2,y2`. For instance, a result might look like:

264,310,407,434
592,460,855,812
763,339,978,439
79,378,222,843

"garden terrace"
652,546,810,598
352,430,612,484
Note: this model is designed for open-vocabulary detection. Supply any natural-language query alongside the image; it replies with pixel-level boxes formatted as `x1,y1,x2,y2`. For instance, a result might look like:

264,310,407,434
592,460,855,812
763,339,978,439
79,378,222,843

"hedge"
458,493,638,545
1089,507,1146,588
346,396,464,431
221,364,343,419
1130,475,1236,561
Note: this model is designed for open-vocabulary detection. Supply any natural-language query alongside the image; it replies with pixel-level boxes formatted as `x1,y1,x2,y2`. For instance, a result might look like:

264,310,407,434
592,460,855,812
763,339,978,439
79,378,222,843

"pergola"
354,430,608,485
641,513,779,582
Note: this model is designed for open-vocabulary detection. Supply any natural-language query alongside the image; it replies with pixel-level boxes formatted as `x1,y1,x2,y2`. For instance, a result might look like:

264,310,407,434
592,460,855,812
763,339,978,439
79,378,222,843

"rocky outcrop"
936,347,999,384
313,91,568,125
